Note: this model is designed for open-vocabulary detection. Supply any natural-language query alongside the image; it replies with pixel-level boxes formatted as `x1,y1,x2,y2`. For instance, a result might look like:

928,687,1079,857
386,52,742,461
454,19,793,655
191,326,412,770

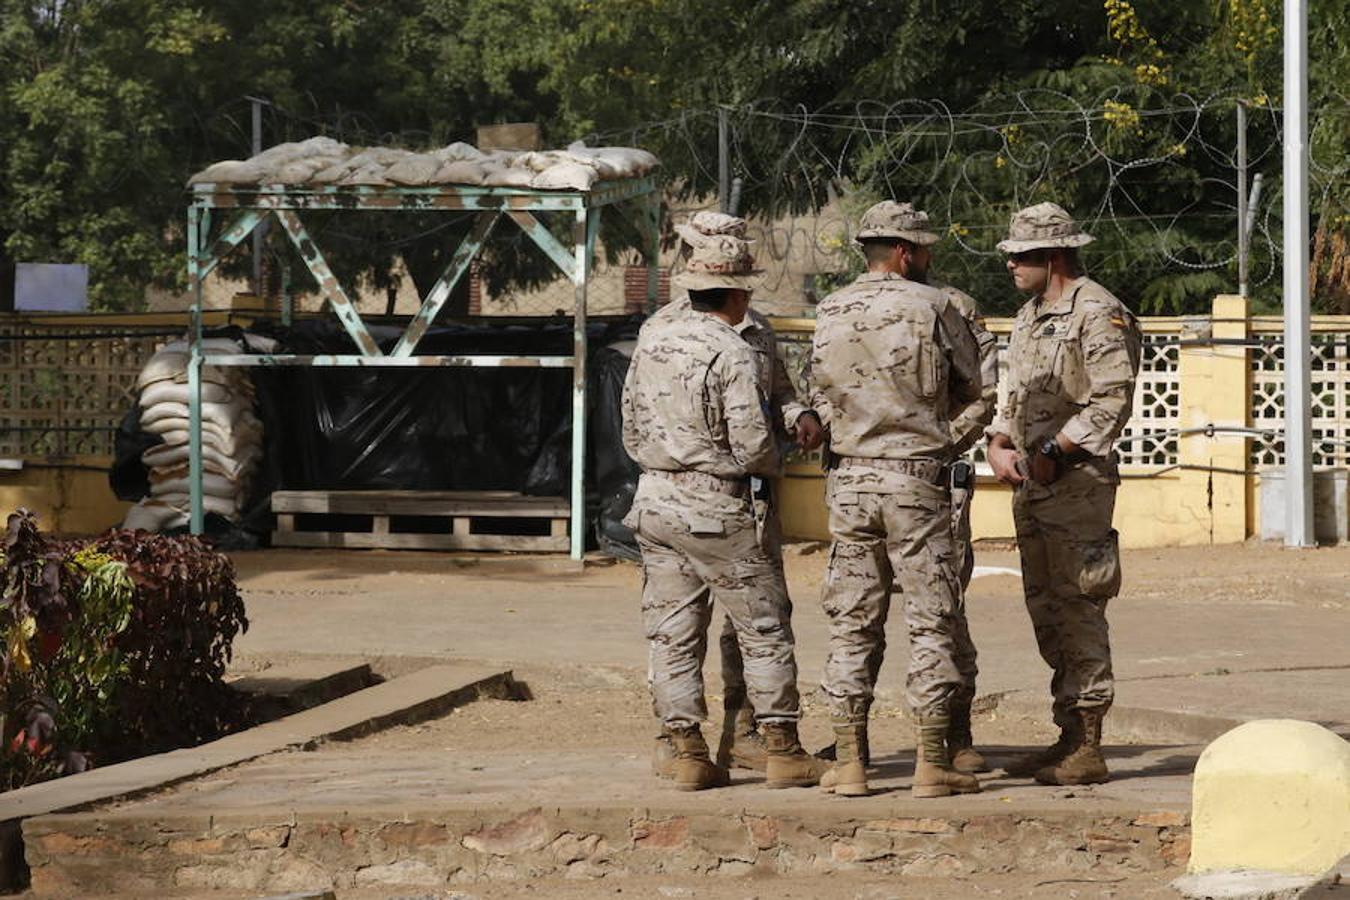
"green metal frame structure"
185,176,662,559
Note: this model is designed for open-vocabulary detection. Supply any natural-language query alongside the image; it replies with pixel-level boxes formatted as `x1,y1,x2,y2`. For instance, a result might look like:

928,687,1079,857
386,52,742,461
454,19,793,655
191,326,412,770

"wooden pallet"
271,490,570,552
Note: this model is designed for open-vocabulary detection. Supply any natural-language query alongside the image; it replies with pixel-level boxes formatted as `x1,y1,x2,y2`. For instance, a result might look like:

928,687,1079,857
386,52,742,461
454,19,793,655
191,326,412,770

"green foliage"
1,510,247,791
0,0,1345,313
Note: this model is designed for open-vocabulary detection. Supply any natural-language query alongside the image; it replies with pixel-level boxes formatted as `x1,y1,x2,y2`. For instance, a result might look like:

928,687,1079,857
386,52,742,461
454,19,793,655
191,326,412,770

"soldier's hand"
795,412,825,451
1028,450,1058,485
988,443,1025,485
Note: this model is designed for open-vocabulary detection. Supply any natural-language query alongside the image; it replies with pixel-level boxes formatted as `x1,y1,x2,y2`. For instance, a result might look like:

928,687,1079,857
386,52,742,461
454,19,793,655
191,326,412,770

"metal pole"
569,208,591,559
1246,174,1264,247
251,98,264,297
717,108,730,214
1282,0,1314,547
728,176,744,218
187,205,205,535
1237,102,1248,298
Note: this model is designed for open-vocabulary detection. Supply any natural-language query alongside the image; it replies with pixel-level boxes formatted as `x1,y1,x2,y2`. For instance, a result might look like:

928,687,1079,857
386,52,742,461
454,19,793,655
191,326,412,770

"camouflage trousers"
1012,464,1122,724
634,497,801,729
819,476,964,719
949,482,980,707
717,499,785,706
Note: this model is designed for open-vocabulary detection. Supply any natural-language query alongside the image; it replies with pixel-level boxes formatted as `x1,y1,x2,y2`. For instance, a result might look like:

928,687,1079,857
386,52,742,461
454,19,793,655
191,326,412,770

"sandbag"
531,162,599,191
433,160,491,185
139,381,233,408
151,430,259,459
145,492,240,516
384,154,443,186
150,472,243,501
142,442,259,478
139,398,260,431
122,500,189,532
481,166,536,188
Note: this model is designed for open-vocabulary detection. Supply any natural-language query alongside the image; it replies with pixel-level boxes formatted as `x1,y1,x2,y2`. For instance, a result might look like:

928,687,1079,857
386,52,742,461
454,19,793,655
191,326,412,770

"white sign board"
15,263,89,312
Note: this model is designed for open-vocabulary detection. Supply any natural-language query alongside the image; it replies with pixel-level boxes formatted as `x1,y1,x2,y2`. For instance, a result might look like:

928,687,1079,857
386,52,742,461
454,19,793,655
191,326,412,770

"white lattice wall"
1251,330,1350,468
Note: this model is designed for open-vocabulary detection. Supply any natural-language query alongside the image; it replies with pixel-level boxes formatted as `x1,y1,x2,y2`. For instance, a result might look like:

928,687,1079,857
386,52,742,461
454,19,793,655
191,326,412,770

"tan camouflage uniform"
990,204,1142,729
941,285,999,707
650,296,808,698
622,237,803,729
810,223,983,719
660,213,815,709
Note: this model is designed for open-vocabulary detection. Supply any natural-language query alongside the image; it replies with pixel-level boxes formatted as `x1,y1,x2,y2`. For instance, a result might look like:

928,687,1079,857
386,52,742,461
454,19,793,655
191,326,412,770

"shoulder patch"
1109,316,1127,329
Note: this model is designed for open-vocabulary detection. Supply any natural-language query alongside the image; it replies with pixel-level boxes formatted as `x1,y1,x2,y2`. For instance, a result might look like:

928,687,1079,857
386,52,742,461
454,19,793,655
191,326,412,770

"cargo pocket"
1050,529,1121,600
684,513,725,536
746,589,788,635
1078,529,1122,599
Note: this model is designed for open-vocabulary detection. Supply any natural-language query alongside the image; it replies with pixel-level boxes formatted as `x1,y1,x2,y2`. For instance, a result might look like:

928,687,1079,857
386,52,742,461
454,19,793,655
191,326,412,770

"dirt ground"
344,661,1064,764
22,542,1343,900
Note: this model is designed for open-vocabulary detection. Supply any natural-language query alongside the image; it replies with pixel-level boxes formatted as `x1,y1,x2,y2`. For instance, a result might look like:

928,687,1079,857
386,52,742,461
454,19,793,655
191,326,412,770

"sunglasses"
1009,250,1049,265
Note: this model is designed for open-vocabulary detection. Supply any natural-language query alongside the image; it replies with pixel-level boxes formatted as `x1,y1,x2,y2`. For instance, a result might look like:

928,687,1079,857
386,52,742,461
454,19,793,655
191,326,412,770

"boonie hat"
997,202,1095,253
854,201,941,246
674,211,751,249
672,234,763,291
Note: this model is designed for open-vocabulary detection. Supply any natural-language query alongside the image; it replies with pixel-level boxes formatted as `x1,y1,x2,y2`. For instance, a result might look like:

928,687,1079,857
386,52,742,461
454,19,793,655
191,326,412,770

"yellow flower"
7,616,37,673
1102,99,1141,132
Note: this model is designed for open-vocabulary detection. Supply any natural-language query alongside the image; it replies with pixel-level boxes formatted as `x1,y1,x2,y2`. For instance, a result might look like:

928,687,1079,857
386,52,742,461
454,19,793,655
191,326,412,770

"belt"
645,469,750,497
836,456,946,484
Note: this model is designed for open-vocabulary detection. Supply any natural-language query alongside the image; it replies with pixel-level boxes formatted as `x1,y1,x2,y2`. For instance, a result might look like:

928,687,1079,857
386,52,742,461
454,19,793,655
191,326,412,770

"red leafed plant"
2,510,249,790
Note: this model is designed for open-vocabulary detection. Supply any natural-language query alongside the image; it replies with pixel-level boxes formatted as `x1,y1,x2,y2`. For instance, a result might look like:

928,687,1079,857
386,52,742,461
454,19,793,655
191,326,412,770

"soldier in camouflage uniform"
645,212,825,777
812,285,999,776
985,203,1142,786
809,201,984,798
939,282,1000,774
622,234,827,792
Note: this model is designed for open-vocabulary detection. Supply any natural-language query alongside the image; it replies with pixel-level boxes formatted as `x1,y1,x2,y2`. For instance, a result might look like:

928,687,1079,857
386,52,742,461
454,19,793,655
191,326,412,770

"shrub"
1,510,248,790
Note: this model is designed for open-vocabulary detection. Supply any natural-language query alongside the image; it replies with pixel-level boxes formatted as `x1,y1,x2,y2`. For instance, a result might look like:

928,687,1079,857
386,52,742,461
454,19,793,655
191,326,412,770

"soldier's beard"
906,264,929,284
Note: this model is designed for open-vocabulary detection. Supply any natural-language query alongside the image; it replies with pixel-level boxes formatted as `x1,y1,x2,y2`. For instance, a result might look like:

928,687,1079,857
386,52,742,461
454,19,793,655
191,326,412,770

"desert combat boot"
813,697,872,767
716,692,768,771
819,714,870,797
1004,716,1082,777
652,727,677,779
669,724,730,792
948,700,989,773
762,722,829,788
1034,707,1110,785
913,714,982,799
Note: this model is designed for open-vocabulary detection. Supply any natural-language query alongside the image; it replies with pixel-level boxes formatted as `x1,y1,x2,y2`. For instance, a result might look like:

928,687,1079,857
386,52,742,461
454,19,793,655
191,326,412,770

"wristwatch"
1038,436,1063,460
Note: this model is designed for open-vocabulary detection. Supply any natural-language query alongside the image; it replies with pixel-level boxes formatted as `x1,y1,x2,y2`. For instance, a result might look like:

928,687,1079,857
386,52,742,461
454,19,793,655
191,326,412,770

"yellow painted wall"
0,459,129,535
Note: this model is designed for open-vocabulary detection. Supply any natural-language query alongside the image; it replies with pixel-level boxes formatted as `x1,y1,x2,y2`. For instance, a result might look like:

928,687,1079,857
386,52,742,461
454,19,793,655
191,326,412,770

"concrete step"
230,661,376,722
2,665,522,893
22,799,1192,895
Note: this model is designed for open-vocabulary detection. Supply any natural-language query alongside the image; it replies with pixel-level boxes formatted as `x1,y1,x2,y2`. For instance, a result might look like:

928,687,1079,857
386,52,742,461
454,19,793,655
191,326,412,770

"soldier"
622,234,827,792
812,285,998,776
809,201,984,798
642,212,824,777
985,203,1142,786
939,282,1000,774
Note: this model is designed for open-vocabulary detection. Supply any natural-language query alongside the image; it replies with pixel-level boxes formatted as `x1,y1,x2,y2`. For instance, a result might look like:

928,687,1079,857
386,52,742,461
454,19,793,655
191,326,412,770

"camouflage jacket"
808,272,982,487
940,284,1000,459
988,276,1142,458
621,309,778,481
650,296,811,445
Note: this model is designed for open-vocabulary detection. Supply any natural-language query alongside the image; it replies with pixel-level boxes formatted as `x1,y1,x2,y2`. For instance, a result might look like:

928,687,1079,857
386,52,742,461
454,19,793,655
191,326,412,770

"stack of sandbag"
187,136,660,192
122,338,264,532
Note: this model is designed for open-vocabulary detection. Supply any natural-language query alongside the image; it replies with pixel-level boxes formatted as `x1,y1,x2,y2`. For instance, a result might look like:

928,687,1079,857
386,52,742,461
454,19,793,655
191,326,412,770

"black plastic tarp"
112,318,644,555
